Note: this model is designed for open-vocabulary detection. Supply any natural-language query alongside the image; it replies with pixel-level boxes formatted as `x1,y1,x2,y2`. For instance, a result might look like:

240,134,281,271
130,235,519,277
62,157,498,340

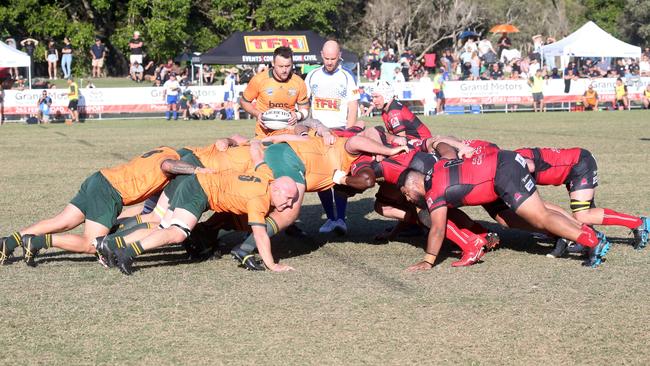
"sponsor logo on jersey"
514,192,523,201
265,88,274,96
426,197,434,209
314,97,340,111
268,101,290,109
390,116,400,128
288,88,297,96
515,153,527,168
244,35,309,53
525,179,535,192
580,177,588,186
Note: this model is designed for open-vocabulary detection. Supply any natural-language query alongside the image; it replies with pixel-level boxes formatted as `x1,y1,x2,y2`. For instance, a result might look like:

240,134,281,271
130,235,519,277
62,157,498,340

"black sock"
239,217,279,253
124,241,145,257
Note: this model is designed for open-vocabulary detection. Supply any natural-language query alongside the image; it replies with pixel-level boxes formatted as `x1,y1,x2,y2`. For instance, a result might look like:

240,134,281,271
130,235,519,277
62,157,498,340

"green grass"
1,112,650,365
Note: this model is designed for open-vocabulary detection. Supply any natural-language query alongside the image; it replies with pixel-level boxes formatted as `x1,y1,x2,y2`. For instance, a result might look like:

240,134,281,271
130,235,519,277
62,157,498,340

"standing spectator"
37,90,52,123
129,61,143,82
528,69,545,112
614,77,628,110
470,52,480,79
615,59,626,78
477,37,495,57
382,48,398,63
5,37,19,79
433,67,446,115
162,73,180,120
61,37,73,79
67,78,79,123
582,84,599,111
128,31,144,66
304,40,360,235
45,40,58,80
639,54,650,77
20,38,38,77
223,67,239,104
394,66,405,82
497,33,512,58
202,64,215,84
90,38,106,78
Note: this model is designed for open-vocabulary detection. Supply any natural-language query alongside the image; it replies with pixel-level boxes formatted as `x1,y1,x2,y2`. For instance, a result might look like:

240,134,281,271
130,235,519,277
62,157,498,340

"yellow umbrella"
490,24,520,33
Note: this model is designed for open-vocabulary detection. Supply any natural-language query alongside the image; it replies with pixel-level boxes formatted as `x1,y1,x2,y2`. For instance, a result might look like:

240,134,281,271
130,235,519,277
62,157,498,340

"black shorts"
566,149,598,192
375,183,411,210
482,199,509,217
494,150,537,211
68,99,78,111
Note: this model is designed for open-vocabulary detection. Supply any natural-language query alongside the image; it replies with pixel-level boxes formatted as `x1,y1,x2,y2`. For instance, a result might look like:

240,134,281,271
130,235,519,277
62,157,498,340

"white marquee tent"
541,21,641,67
0,40,32,88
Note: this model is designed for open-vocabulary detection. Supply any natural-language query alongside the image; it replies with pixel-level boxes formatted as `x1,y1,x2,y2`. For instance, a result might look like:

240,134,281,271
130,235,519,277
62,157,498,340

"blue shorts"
167,94,178,105
435,90,445,99
224,91,234,102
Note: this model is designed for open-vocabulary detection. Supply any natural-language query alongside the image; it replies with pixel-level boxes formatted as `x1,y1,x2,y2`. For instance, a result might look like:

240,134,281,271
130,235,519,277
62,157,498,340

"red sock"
601,209,642,229
576,224,598,248
447,220,484,252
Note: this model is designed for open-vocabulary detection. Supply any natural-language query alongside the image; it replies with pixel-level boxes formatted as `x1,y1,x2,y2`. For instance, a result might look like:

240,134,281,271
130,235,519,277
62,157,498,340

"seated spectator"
628,59,640,76
549,67,562,79
199,103,217,119
588,65,603,78
614,77,629,110
37,90,52,123
509,69,522,80
129,61,144,82
615,59,626,78
643,85,650,109
394,66,405,82
481,49,498,67
178,71,190,87
382,48,398,63
528,58,541,76
202,65,215,84
143,60,156,82
582,84,599,110
365,64,380,81
440,49,453,72
639,54,650,76
489,63,503,80
500,47,521,65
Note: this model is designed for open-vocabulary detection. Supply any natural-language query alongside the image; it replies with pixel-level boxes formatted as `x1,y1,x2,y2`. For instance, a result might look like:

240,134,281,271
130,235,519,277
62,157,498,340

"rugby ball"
261,108,291,130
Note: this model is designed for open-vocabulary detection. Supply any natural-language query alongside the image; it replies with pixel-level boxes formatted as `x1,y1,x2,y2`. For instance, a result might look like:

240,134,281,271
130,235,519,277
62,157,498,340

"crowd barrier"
2,77,648,118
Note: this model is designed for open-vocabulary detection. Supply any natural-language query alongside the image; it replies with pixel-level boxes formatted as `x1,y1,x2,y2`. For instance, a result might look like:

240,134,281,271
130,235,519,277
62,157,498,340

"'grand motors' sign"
243,35,309,53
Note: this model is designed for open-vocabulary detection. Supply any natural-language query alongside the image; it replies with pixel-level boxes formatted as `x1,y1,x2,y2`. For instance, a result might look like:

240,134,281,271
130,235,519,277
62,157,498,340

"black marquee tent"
198,30,359,65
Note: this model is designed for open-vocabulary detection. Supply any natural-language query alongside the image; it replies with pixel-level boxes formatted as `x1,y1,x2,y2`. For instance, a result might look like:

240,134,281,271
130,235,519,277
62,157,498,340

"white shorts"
129,54,143,65
47,54,58,63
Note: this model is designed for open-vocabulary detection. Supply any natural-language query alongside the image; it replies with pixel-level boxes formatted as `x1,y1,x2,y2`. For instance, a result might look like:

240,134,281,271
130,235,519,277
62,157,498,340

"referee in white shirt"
305,40,361,235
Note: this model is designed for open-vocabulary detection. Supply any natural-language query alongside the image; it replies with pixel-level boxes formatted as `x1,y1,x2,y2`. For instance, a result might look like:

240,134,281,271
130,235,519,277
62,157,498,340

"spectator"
222,67,239,104
588,64,603,78
528,69,545,112
37,90,52,123
628,59,640,76
178,71,190,87
5,37,19,79
161,59,175,82
400,47,415,62
489,63,503,80
143,60,156,82
200,103,217,119
61,37,73,79
129,61,143,82
582,84,599,111
400,59,410,81
470,52,480,79
528,58,541,76
20,38,38,76
640,54,650,77
202,64,214,84
481,48,498,67
615,59,626,78
509,69,522,80
128,31,144,66
614,77,628,110
433,67,446,114
409,58,423,80
382,48,398,63
67,78,79,123
497,33,512,57
440,49,453,73
564,61,579,76
500,47,521,65
549,67,562,79
45,40,58,80
643,85,650,109
531,34,543,61
644,46,650,58
477,38,495,57
89,38,106,78
394,66,405,82
358,86,373,116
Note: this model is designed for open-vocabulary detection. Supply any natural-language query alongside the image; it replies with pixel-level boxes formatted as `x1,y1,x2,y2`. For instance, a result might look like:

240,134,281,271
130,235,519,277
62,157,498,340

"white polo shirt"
305,65,359,128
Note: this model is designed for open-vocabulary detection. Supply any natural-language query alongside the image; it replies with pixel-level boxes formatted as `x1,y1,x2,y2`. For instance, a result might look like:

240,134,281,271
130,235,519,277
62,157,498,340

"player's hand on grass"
406,260,433,272
269,263,295,272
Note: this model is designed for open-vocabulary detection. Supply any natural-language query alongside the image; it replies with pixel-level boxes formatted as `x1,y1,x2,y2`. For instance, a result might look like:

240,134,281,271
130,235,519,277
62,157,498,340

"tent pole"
28,65,32,89
199,64,203,86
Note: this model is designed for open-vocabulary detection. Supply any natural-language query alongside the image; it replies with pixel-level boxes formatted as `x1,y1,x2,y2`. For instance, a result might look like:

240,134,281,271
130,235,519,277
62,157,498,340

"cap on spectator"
388,48,394,54
95,37,101,41
588,84,594,88
134,31,140,36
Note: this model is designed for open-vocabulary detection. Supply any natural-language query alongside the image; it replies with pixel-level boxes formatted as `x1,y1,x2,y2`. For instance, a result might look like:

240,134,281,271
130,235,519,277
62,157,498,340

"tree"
619,0,650,47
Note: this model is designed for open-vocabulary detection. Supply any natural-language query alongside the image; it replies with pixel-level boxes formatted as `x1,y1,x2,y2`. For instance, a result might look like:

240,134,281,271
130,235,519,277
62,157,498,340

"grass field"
1,112,649,365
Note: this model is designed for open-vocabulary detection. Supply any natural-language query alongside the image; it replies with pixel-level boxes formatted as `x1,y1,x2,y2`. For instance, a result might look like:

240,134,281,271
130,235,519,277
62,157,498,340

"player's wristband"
424,253,436,265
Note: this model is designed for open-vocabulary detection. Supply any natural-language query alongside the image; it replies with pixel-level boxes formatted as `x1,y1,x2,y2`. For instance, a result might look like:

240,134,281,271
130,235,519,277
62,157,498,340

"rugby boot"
93,236,116,268
1,237,14,265
547,238,571,258
485,232,501,251
231,246,265,271
583,231,611,268
632,216,649,250
113,247,135,275
451,237,485,267
22,234,40,267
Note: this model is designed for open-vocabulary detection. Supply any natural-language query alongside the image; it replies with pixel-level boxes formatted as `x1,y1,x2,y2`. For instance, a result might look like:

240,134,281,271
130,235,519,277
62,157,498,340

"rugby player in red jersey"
400,149,612,271
371,81,432,141
516,147,649,254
